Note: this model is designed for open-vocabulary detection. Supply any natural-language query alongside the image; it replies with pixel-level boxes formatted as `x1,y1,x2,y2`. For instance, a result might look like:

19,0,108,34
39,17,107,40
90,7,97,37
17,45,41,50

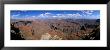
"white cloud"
11,14,20,19
90,10,94,12
53,16,57,17
39,13,82,18
12,14,20,17
67,14,73,16
45,12,51,15
80,10,95,18
40,14,44,16
73,13,82,17
24,15,37,19
85,11,92,15
56,14,62,16
81,10,94,15
66,13,82,17
36,12,83,19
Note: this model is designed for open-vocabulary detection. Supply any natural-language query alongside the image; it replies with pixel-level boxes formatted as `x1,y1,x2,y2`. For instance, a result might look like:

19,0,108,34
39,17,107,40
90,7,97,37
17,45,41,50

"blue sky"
11,10,100,19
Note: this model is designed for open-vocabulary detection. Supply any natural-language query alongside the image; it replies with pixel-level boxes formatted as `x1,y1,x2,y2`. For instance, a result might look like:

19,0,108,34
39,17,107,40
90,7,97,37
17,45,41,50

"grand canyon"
11,19,100,40
10,10,100,40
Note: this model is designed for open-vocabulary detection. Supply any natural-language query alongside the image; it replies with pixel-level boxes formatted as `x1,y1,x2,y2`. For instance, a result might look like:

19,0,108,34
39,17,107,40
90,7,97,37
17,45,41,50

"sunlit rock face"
41,33,51,40
40,33,63,40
